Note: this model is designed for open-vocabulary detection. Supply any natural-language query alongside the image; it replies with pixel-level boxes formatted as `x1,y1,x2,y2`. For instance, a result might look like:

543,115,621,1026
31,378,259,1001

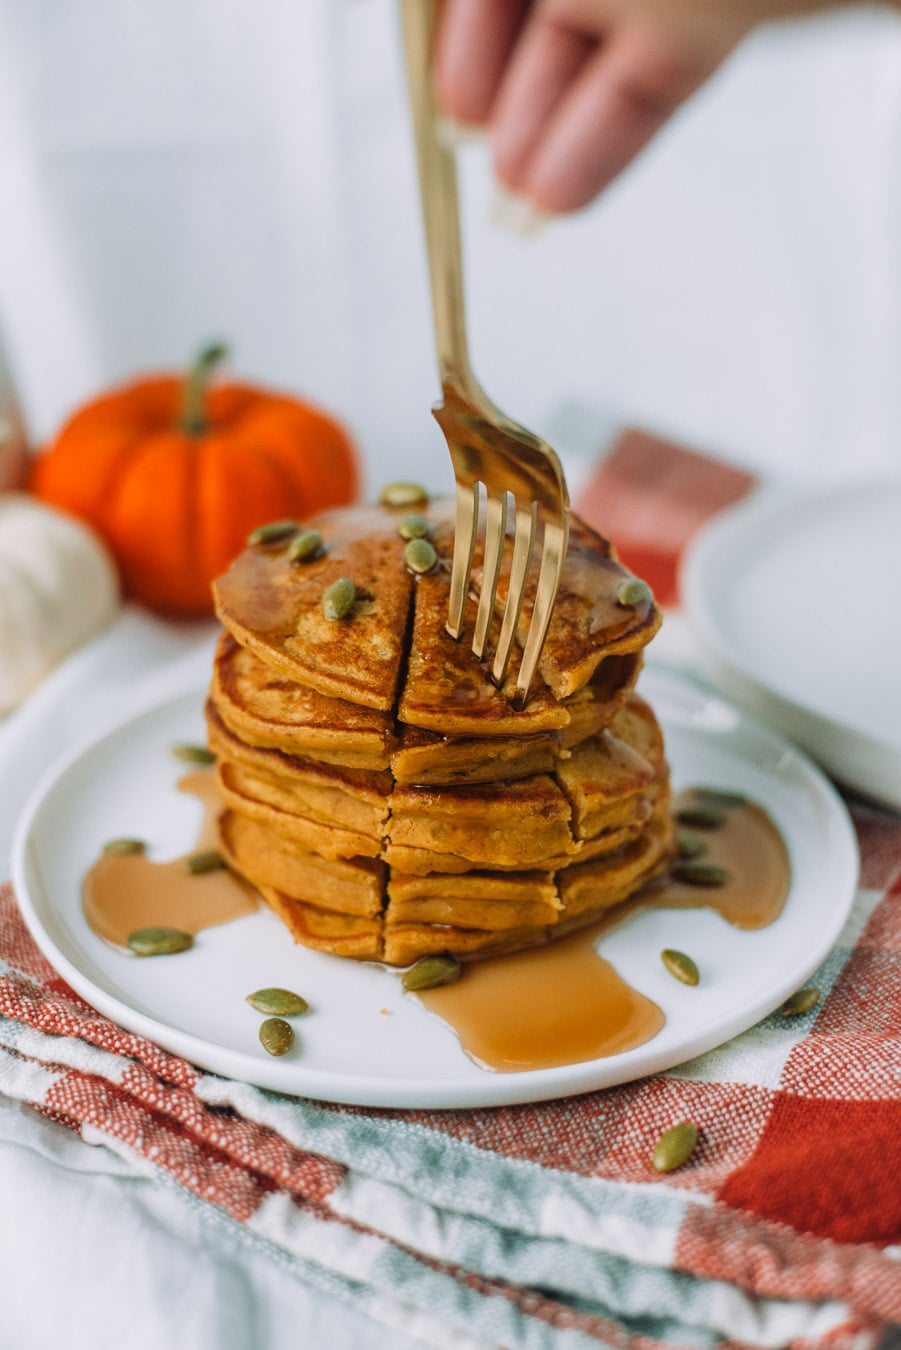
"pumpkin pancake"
214,499,661,717
488,515,662,700
256,886,384,960
209,495,673,964
555,697,665,840
216,762,382,860
397,515,568,736
386,870,560,930
206,704,392,837
556,800,674,927
219,811,385,917
386,774,573,871
211,633,392,769
213,504,421,710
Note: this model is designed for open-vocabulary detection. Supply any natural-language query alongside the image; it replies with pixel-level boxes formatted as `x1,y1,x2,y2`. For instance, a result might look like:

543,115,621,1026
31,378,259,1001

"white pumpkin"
0,493,120,713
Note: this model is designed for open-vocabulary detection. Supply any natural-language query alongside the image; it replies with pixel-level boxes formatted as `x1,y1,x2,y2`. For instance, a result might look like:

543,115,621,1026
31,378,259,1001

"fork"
400,0,570,707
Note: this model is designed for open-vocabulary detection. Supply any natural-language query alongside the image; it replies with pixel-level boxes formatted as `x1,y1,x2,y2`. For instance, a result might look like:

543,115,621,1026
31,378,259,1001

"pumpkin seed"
677,835,706,860
661,948,700,986
379,481,429,509
780,987,821,1017
259,1017,295,1057
103,837,146,856
401,953,461,992
185,849,225,875
171,743,216,765
692,787,746,810
404,538,439,575
615,577,653,608
398,514,432,541
672,861,730,887
322,576,356,620
246,987,309,1017
675,806,727,829
288,528,324,564
652,1121,699,1173
127,927,193,957
246,519,297,547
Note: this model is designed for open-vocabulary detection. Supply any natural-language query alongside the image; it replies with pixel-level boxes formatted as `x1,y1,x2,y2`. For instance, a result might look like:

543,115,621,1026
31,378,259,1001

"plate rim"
10,667,860,1109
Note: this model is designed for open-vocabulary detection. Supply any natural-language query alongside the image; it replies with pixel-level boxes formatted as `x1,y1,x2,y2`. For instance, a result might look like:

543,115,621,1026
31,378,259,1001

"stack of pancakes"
208,497,673,965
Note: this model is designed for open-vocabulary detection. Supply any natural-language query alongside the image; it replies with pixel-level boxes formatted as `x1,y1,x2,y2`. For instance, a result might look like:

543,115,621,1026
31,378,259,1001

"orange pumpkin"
32,344,359,616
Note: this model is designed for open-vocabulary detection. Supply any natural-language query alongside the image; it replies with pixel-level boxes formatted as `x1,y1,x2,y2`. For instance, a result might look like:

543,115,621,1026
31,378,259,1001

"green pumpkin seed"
401,953,461,992
171,743,216,765
404,538,439,575
103,837,147,856
288,528,324,564
397,514,432,541
127,927,193,957
661,948,700,986
185,849,225,875
677,835,706,860
652,1121,699,1173
692,787,746,810
615,577,653,608
246,988,309,1017
322,576,356,620
780,987,821,1017
259,1017,295,1057
379,481,429,509
246,519,297,547
672,861,731,887
675,806,727,829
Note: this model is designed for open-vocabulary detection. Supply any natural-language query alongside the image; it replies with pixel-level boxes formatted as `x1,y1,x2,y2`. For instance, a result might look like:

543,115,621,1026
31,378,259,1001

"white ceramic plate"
11,667,857,1109
681,480,901,811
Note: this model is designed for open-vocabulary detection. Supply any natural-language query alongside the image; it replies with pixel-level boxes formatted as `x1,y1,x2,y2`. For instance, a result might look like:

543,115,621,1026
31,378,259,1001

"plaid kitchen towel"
1,434,899,1350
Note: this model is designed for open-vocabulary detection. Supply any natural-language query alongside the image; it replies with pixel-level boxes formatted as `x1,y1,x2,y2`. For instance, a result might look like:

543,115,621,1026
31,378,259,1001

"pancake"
214,504,420,710
219,811,385,917
209,493,673,964
211,633,393,769
212,498,661,726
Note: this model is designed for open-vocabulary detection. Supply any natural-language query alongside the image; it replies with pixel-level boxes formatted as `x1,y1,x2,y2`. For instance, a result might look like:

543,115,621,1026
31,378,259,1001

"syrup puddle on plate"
82,773,258,948
82,778,790,1075
417,792,790,1071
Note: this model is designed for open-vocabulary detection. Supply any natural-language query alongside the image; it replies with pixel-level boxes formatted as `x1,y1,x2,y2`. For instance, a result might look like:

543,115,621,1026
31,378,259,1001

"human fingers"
488,13,600,192
434,0,532,130
494,20,736,212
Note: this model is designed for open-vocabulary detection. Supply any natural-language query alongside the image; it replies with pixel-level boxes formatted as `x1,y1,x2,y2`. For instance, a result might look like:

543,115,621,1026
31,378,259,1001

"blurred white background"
1,0,900,494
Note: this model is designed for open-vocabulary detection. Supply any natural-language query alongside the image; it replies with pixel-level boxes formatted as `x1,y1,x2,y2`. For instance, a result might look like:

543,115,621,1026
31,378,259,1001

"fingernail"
489,185,551,237
436,116,487,149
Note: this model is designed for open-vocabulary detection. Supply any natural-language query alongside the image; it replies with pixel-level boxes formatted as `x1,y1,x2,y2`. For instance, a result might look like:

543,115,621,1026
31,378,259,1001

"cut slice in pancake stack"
209,495,674,965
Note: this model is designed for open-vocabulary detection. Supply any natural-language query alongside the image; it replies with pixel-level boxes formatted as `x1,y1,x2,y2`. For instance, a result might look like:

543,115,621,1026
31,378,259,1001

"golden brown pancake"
211,633,393,769
212,499,660,721
209,495,673,964
214,504,421,710
219,811,385,917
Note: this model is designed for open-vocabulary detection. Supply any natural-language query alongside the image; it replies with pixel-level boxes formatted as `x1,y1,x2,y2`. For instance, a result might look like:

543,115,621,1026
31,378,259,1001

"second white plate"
11,667,858,1109
681,479,901,811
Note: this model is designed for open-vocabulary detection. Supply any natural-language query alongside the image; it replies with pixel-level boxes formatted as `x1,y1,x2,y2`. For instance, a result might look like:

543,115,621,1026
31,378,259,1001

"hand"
433,0,856,214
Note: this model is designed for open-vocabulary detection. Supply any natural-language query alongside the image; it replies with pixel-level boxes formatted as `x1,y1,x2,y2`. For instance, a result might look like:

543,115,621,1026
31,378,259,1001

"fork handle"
400,0,476,401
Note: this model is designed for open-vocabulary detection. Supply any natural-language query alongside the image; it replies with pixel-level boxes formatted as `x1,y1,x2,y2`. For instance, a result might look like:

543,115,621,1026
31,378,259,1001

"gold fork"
400,0,570,707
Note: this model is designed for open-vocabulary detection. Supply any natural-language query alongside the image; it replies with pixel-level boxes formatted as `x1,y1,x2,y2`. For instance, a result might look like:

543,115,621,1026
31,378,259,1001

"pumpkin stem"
181,342,228,436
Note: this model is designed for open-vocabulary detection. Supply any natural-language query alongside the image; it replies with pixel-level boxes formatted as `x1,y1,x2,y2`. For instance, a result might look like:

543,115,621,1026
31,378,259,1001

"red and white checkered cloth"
1,435,899,1350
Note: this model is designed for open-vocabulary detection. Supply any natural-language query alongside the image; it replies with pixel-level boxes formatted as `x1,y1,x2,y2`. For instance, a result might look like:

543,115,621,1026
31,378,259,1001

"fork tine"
446,479,479,640
472,491,507,660
514,517,568,707
491,501,536,687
